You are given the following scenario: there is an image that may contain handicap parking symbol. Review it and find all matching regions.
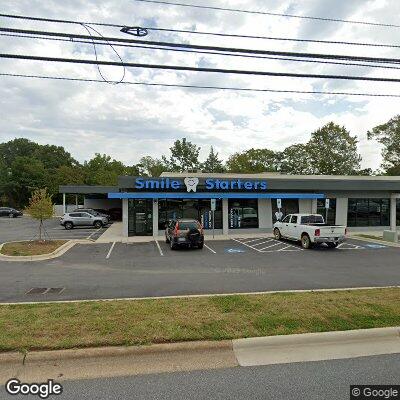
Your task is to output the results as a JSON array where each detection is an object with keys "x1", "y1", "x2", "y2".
[
  {"x1": 225, "y1": 248, "x2": 246, "y2": 254},
  {"x1": 365, "y1": 244, "x2": 386, "y2": 249}
]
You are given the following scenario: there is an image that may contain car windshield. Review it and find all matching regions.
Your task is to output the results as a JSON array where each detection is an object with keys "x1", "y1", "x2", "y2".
[
  {"x1": 178, "y1": 222, "x2": 200, "y2": 230},
  {"x1": 301, "y1": 215, "x2": 324, "y2": 224}
]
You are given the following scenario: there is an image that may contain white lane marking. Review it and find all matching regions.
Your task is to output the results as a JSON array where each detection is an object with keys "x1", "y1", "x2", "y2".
[
  {"x1": 204, "y1": 243, "x2": 216, "y2": 254},
  {"x1": 277, "y1": 245, "x2": 301, "y2": 252},
  {"x1": 258, "y1": 242, "x2": 282, "y2": 250},
  {"x1": 155, "y1": 240, "x2": 164, "y2": 256},
  {"x1": 240, "y1": 237, "x2": 271, "y2": 244},
  {"x1": 106, "y1": 242, "x2": 116, "y2": 259},
  {"x1": 231, "y1": 238, "x2": 262, "y2": 252},
  {"x1": 251, "y1": 240, "x2": 275, "y2": 248},
  {"x1": 87, "y1": 228, "x2": 102, "y2": 240},
  {"x1": 8, "y1": 286, "x2": 400, "y2": 305}
]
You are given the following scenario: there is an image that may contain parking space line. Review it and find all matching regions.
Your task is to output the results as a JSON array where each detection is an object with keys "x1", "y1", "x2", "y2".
[
  {"x1": 240, "y1": 237, "x2": 271, "y2": 244},
  {"x1": 251, "y1": 240, "x2": 275, "y2": 247},
  {"x1": 106, "y1": 242, "x2": 116, "y2": 259},
  {"x1": 258, "y1": 242, "x2": 282, "y2": 250},
  {"x1": 231, "y1": 238, "x2": 263, "y2": 252},
  {"x1": 87, "y1": 228, "x2": 102, "y2": 240},
  {"x1": 277, "y1": 245, "x2": 302, "y2": 252},
  {"x1": 155, "y1": 240, "x2": 164, "y2": 256},
  {"x1": 204, "y1": 243, "x2": 217, "y2": 254}
]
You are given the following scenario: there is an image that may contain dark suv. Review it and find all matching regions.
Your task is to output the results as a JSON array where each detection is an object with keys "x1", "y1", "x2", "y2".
[
  {"x1": 0, "y1": 207, "x2": 23, "y2": 218},
  {"x1": 165, "y1": 219, "x2": 204, "y2": 250}
]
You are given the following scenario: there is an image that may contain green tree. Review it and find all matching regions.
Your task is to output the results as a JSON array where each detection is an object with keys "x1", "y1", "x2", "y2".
[
  {"x1": 162, "y1": 138, "x2": 201, "y2": 172},
  {"x1": 138, "y1": 156, "x2": 167, "y2": 177},
  {"x1": 226, "y1": 148, "x2": 279, "y2": 173},
  {"x1": 7, "y1": 156, "x2": 47, "y2": 207},
  {"x1": 201, "y1": 146, "x2": 225, "y2": 173},
  {"x1": 26, "y1": 188, "x2": 54, "y2": 241},
  {"x1": 367, "y1": 115, "x2": 400, "y2": 175},
  {"x1": 306, "y1": 122, "x2": 362, "y2": 175},
  {"x1": 83, "y1": 154, "x2": 138, "y2": 185},
  {"x1": 0, "y1": 138, "x2": 80, "y2": 207},
  {"x1": 280, "y1": 143, "x2": 312, "y2": 174}
]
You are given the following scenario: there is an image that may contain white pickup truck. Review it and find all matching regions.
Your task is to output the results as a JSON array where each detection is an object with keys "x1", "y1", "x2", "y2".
[{"x1": 273, "y1": 213, "x2": 347, "y2": 249}]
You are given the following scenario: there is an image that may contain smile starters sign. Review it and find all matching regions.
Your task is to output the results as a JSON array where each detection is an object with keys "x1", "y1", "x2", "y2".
[{"x1": 121, "y1": 177, "x2": 268, "y2": 193}]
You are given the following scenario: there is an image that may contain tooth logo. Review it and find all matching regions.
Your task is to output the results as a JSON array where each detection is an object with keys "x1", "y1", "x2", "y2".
[{"x1": 184, "y1": 177, "x2": 199, "y2": 192}]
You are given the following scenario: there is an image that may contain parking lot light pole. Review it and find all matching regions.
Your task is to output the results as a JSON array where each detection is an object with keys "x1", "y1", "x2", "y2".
[{"x1": 63, "y1": 193, "x2": 66, "y2": 214}]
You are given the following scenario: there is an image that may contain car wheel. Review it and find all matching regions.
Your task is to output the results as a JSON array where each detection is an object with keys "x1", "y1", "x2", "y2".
[
  {"x1": 274, "y1": 228, "x2": 281, "y2": 240},
  {"x1": 64, "y1": 222, "x2": 74, "y2": 230},
  {"x1": 301, "y1": 234, "x2": 312, "y2": 249},
  {"x1": 9, "y1": 213, "x2": 14, "y2": 218},
  {"x1": 170, "y1": 239, "x2": 176, "y2": 250},
  {"x1": 198, "y1": 242, "x2": 204, "y2": 249},
  {"x1": 327, "y1": 242, "x2": 338, "y2": 248},
  {"x1": 94, "y1": 221, "x2": 103, "y2": 229}
]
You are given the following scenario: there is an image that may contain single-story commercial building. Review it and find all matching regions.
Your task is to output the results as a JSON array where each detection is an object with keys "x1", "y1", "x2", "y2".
[{"x1": 59, "y1": 172, "x2": 400, "y2": 237}]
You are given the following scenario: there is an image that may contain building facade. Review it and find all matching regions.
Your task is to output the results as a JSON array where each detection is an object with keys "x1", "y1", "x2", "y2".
[{"x1": 59, "y1": 173, "x2": 400, "y2": 236}]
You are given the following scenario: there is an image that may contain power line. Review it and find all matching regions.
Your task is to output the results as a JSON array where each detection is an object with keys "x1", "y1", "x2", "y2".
[
  {"x1": 1, "y1": 72, "x2": 400, "y2": 97},
  {"x1": 2, "y1": 52, "x2": 400, "y2": 83},
  {"x1": 1, "y1": 12, "x2": 400, "y2": 49},
  {"x1": 132, "y1": 0, "x2": 400, "y2": 29},
  {"x1": 1, "y1": 27, "x2": 400, "y2": 65},
  {"x1": 3, "y1": 32, "x2": 400, "y2": 71}
]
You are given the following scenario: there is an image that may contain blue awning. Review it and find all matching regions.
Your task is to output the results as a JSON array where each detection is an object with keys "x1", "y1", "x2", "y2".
[{"x1": 108, "y1": 192, "x2": 325, "y2": 199}]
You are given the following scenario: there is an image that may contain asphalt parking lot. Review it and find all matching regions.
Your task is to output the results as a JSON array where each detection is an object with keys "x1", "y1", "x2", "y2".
[
  {"x1": 0, "y1": 235, "x2": 399, "y2": 303},
  {"x1": 0, "y1": 215, "x2": 109, "y2": 243}
]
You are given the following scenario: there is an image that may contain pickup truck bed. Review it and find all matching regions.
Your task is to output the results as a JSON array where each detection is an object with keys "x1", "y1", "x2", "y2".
[{"x1": 273, "y1": 213, "x2": 347, "y2": 249}]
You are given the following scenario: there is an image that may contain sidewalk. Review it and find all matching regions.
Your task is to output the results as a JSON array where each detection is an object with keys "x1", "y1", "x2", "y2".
[
  {"x1": 96, "y1": 222, "x2": 274, "y2": 243},
  {"x1": 1, "y1": 327, "x2": 399, "y2": 384}
]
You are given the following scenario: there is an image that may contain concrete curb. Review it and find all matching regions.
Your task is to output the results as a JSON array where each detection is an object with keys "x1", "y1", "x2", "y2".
[
  {"x1": 233, "y1": 326, "x2": 400, "y2": 366},
  {"x1": 350, "y1": 234, "x2": 400, "y2": 248},
  {"x1": 0, "y1": 240, "x2": 80, "y2": 262},
  {"x1": 0, "y1": 341, "x2": 236, "y2": 384},
  {"x1": 2, "y1": 285, "x2": 399, "y2": 305},
  {"x1": 1, "y1": 327, "x2": 399, "y2": 383},
  {"x1": 0, "y1": 340, "x2": 232, "y2": 364}
]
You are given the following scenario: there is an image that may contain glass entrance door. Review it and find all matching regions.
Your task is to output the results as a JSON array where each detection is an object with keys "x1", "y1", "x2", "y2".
[{"x1": 128, "y1": 199, "x2": 153, "y2": 236}]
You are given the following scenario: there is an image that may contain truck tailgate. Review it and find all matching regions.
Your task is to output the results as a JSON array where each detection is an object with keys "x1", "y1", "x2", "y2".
[{"x1": 319, "y1": 226, "x2": 346, "y2": 236}]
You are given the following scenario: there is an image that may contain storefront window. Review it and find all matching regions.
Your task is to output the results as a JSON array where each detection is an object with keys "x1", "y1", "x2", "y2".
[
  {"x1": 271, "y1": 199, "x2": 299, "y2": 222},
  {"x1": 397, "y1": 199, "x2": 400, "y2": 227},
  {"x1": 158, "y1": 199, "x2": 222, "y2": 230},
  {"x1": 228, "y1": 199, "x2": 258, "y2": 229},
  {"x1": 317, "y1": 199, "x2": 336, "y2": 225},
  {"x1": 347, "y1": 199, "x2": 390, "y2": 227}
]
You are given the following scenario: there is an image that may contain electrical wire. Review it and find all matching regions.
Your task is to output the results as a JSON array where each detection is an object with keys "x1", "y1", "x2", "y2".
[
  {"x1": 1, "y1": 27, "x2": 400, "y2": 65},
  {"x1": 1, "y1": 72, "x2": 400, "y2": 97},
  {"x1": 132, "y1": 0, "x2": 400, "y2": 29},
  {"x1": 1, "y1": 12, "x2": 400, "y2": 49},
  {"x1": 3, "y1": 32, "x2": 400, "y2": 71},
  {"x1": 1, "y1": 52, "x2": 400, "y2": 82},
  {"x1": 79, "y1": 23, "x2": 126, "y2": 84}
]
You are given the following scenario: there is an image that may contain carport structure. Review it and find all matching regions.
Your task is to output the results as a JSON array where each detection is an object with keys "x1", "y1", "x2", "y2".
[{"x1": 59, "y1": 185, "x2": 121, "y2": 215}]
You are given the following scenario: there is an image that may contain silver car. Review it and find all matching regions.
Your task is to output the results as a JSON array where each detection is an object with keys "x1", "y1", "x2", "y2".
[{"x1": 60, "y1": 212, "x2": 108, "y2": 230}]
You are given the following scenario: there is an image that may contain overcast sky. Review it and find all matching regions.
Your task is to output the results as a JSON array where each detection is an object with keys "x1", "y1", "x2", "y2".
[{"x1": 1, "y1": 0, "x2": 399, "y2": 170}]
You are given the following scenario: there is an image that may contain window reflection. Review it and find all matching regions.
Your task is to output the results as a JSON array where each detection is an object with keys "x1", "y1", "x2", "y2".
[{"x1": 347, "y1": 199, "x2": 390, "y2": 227}]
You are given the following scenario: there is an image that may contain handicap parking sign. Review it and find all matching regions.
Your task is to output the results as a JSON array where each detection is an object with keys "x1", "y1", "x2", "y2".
[{"x1": 225, "y1": 248, "x2": 246, "y2": 253}]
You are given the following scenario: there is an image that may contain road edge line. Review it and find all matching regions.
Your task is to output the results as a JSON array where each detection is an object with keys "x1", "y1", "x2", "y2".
[{"x1": 1, "y1": 286, "x2": 399, "y2": 305}]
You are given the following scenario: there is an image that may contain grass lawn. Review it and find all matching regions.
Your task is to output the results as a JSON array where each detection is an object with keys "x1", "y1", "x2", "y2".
[
  {"x1": 0, "y1": 240, "x2": 67, "y2": 256},
  {"x1": 0, "y1": 288, "x2": 399, "y2": 352}
]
